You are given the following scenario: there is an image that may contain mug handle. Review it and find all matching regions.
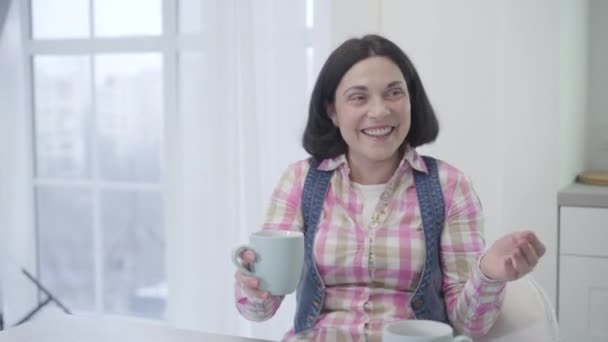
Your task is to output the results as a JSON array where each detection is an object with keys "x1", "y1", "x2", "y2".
[
  {"x1": 453, "y1": 336, "x2": 473, "y2": 342},
  {"x1": 232, "y1": 245, "x2": 257, "y2": 277}
]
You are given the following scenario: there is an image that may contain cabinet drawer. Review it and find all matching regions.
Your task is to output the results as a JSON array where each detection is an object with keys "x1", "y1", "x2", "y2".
[
  {"x1": 560, "y1": 207, "x2": 608, "y2": 257},
  {"x1": 559, "y1": 256, "x2": 608, "y2": 342}
]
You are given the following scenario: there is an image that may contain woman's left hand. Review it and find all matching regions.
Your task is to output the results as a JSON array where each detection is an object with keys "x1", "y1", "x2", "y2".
[{"x1": 479, "y1": 230, "x2": 546, "y2": 282}]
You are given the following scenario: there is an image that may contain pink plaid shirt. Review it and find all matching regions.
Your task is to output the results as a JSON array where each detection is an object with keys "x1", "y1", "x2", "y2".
[{"x1": 235, "y1": 148, "x2": 506, "y2": 341}]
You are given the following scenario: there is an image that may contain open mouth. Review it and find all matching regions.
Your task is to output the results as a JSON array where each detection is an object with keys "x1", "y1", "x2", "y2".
[{"x1": 361, "y1": 126, "x2": 395, "y2": 137}]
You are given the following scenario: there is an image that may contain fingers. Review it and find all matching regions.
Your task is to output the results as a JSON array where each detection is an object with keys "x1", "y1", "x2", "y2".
[
  {"x1": 510, "y1": 251, "x2": 526, "y2": 279},
  {"x1": 492, "y1": 230, "x2": 545, "y2": 282},
  {"x1": 519, "y1": 241, "x2": 540, "y2": 268},
  {"x1": 242, "y1": 284, "x2": 270, "y2": 300},
  {"x1": 515, "y1": 230, "x2": 546, "y2": 257},
  {"x1": 235, "y1": 271, "x2": 259, "y2": 288},
  {"x1": 508, "y1": 242, "x2": 537, "y2": 280},
  {"x1": 504, "y1": 255, "x2": 514, "y2": 273},
  {"x1": 239, "y1": 250, "x2": 257, "y2": 270},
  {"x1": 234, "y1": 249, "x2": 269, "y2": 299},
  {"x1": 504, "y1": 256, "x2": 519, "y2": 280},
  {"x1": 501, "y1": 231, "x2": 544, "y2": 281},
  {"x1": 525, "y1": 232, "x2": 546, "y2": 257},
  {"x1": 234, "y1": 271, "x2": 269, "y2": 300}
]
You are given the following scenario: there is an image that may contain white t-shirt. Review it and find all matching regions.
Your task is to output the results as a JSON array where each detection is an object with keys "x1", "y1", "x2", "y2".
[{"x1": 351, "y1": 182, "x2": 387, "y2": 228}]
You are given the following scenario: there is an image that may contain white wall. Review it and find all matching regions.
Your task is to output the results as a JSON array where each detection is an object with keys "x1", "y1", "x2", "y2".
[
  {"x1": 330, "y1": 0, "x2": 380, "y2": 44},
  {"x1": 381, "y1": 0, "x2": 506, "y2": 245},
  {"x1": 587, "y1": 0, "x2": 608, "y2": 171},
  {"x1": 560, "y1": 0, "x2": 589, "y2": 187},
  {"x1": 0, "y1": 0, "x2": 38, "y2": 326},
  {"x1": 331, "y1": 0, "x2": 561, "y2": 306},
  {"x1": 496, "y1": 0, "x2": 560, "y2": 308}
]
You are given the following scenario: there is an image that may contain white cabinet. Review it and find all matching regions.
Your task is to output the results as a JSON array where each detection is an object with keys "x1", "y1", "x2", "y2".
[
  {"x1": 559, "y1": 256, "x2": 608, "y2": 342},
  {"x1": 558, "y1": 185, "x2": 608, "y2": 342},
  {"x1": 560, "y1": 207, "x2": 608, "y2": 257}
]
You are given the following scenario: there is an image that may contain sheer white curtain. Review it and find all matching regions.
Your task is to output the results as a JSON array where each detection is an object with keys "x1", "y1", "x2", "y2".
[
  {"x1": 0, "y1": 0, "x2": 39, "y2": 326},
  {"x1": 165, "y1": 1, "x2": 330, "y2": 340}
]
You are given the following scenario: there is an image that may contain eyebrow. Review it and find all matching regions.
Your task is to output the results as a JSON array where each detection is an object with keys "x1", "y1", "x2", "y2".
[
  {"x1": 386, "y1": 81, "x2": 405, "y2": 89},
  {"x1": 342, "y1": 81, "x2": 405, "y2": 96},
  {"x1": 342, "y1": 85, "x2": 367, "y2": 96}
]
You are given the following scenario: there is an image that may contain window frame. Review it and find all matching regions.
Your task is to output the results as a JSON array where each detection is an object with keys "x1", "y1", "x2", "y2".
[
  {"x1": 21, "y1": 0, "x2": 175, "y2": 318},
  {"x1": 9, "y1": 0, "x2": 323, "y2": 324}
]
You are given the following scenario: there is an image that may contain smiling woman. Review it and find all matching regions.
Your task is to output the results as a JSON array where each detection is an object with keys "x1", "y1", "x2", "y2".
[
  {"x1": 303, "y1": 36, "x2": 438, "y2": 187},
  {"x1": 233, "y1": 34, "x2": 546, "y2": 342},
  {"x1": 327, "y1": 57, "x2": 414, "y2": 185}
]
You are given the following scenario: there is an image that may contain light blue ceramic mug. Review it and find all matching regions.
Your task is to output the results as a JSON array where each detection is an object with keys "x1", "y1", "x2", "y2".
[
  {"x1": 232, "y1": 230, "x2": 304, "y2": 296},
  {"x1": 383, "y1": 320, "x2": 473, "y2": 342}
]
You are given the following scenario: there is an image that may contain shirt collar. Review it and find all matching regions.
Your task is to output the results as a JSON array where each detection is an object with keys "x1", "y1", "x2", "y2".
[{"x1": 317, "y1": 145, "x2": 428, "y2": 175}]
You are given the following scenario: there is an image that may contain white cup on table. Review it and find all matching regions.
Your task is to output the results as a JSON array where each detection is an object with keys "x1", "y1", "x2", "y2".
[{"x1": 383, "y1": 320, "x2": 473, "y2": 342}]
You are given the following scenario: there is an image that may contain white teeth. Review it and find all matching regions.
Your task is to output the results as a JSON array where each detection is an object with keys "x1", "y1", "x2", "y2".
[{"x1": 362, "y1": 127, "x2": 393, "y2": 136}]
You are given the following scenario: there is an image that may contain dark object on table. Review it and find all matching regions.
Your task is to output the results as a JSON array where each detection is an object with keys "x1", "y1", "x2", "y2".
[{"x1": 14, "y1": 268, "x2": 71, "y2": 326}]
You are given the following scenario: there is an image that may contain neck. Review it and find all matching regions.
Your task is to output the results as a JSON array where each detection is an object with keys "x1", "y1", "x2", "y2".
[{"x1": 347, "y1": 154, "x2": 400, "y2": 185}]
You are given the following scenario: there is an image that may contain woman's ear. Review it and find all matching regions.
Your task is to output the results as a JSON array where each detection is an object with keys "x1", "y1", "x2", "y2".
[{"x1": 326, "y1": 103, "x2": 338, "y2": 127}]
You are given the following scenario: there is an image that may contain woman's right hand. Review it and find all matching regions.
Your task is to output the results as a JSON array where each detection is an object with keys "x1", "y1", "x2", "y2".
[{"x1": 234, "y1": 249, "x2": 270, "y2": 300}]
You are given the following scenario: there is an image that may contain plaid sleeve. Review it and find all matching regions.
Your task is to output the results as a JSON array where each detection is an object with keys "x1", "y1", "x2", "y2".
[
  {"x1": 261, "y1": 160, "x2": 307, "y2": 232},
  {"x1": 234, "y1": 160, "x2": 308, "y2": 321},
  {"x1": 439, "y1": 167, "x2": 506, "y2": 337}
]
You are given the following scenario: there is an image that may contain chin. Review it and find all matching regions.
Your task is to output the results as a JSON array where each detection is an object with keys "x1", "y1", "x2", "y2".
[{"x1": 365, "y1": 151, "x2": 400, "y2": 163}]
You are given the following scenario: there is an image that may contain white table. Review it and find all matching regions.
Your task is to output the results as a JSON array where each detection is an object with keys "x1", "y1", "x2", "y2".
[{"x1": 0, "y1": 314, "x2": 272, "y2": 342}]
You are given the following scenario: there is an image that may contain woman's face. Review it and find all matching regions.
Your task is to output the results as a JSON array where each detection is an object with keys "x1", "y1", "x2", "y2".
[{"x1": 329, "y1": 56, "x2": 411, "y2": 166}]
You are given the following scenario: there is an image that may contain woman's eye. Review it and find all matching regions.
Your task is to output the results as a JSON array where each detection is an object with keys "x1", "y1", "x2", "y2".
[
  {"x1": 387, "y1": 89, "x2": 404, "y2": 97},
  {"x1": 349, "y1": 94, "x2": 366, "y2": 102}
]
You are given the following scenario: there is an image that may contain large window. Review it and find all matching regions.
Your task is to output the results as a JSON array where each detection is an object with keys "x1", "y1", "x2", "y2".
[
  {"x1": 24, "y1": 0, "x2": 319, "y2": 323},
  {"x1": 29, "y1": 0, "x2": 166, "y2": 319}
]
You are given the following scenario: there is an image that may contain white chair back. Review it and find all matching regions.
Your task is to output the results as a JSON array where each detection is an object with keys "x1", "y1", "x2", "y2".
[{"x1": 476, "y1": 276, "x2": 559, "y2": 342}]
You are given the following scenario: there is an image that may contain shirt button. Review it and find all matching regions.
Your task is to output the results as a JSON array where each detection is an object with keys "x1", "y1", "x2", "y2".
[{"x1": 412, "y1": 298, "x2": 424, "y2": 310}]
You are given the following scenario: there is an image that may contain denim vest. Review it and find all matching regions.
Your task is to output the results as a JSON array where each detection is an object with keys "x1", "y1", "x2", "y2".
[{"x1": 294, "y1": 156, "x2": 448, "y2": 333}]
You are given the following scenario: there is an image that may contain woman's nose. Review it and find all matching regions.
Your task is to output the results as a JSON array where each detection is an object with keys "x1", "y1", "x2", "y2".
[{"x1": 368, "y1": 98, "x2": 390, "y2": 119}]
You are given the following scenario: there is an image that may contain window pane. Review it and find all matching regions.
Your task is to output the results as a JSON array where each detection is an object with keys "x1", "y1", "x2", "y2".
[
  {"x1": 94, "y1": 0, "x2": 162, "y2": 37},
  {"x1": 34, "y1": 56, "x2": 91, "y2": 179},
  {"x1": 102, "y1": 190, "x2": 165, "y2": 319},
  {"x1": 306, "y1": 47, "x2": 314, "y2": 94},
  {"x1": 306, "y1": 0, "x2": 314, "y2": 29},
  {"x1": 37, "y1": 187, "x2": 94, "y2": 312},
  {"x1": 31, "y1": 0, "x2": 90, "y2": 39},
  {"x1": 178, "y1": 0, "x2": 202, "y2": 34},
  {"x1": 178, "y1": 52, "x2": 204, "y2": 117},
  {"x1": 95, "y1": 54, "x2": 163, "y2": 183}
]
